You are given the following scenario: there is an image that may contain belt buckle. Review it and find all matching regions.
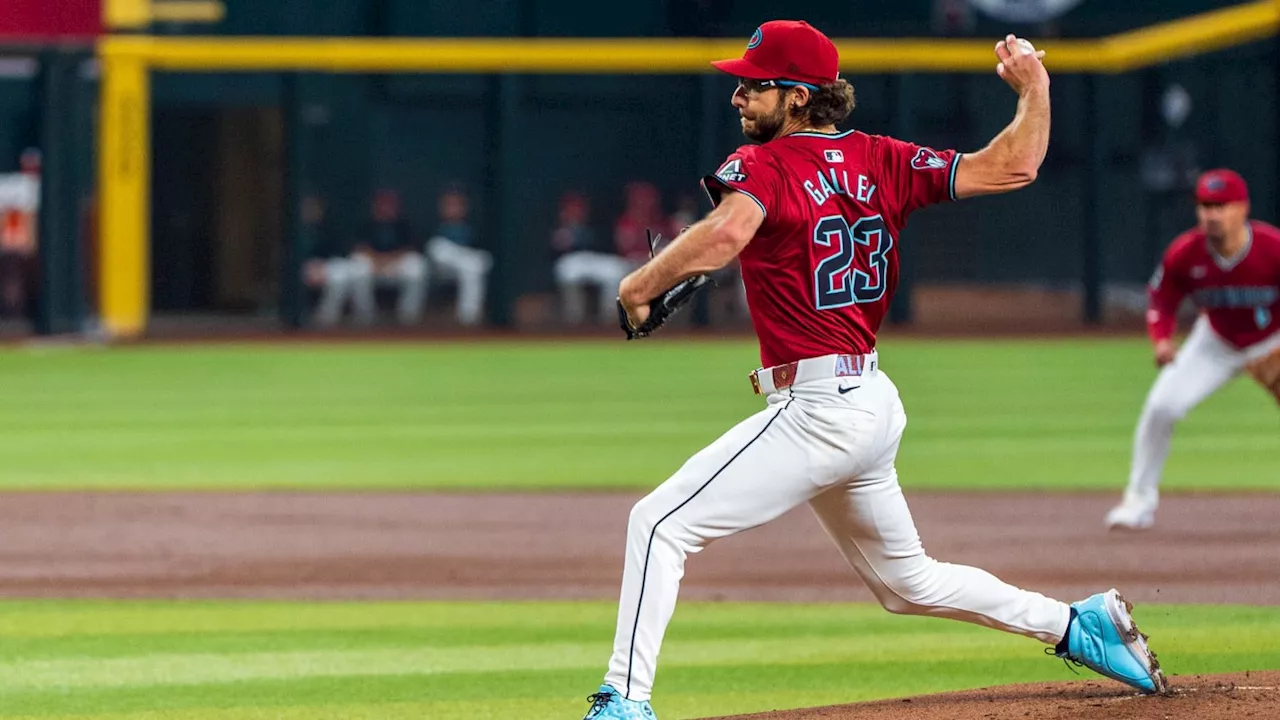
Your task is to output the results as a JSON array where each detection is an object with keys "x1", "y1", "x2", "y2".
[{"x1": 749, "y1": 362, "x2": 796, "y2": 394}]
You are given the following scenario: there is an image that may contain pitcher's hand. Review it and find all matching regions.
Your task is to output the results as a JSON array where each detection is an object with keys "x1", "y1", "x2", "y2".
[{"x1": 995, "y1": 34, "x2": 1049, "y2": 95}]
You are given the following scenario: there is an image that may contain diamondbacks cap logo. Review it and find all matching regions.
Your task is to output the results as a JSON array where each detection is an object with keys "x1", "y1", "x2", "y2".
[
  {"x1": 824, "y1": 149, "x2": 844, "y2": 163},
  {"x1": 747, "y1": 27, "x2": 762, "y2": 49},
  {"x1": 716, "y1": 158, "x2": 746, "y2": 183},
  {"x1": 911, "y1": 148, "x2": 948, "y2": 171},
  {"x1": 1206, "y1": 177, "x2": 1226, "y2": 192}
]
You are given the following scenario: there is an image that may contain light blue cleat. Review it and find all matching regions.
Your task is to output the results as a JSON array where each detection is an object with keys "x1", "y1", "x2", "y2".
[
  {"x1": 582, "y1": 684, "x2": 656, "y2": 720},
  {"x1": 1055, "y1": 588, "x2": 1168, "y2": 694}
]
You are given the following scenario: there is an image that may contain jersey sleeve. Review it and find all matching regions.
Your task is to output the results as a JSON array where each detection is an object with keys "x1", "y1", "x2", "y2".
[
  {"x1": 874, "y1": 135, "x2": 960, "y2": 224},
  {"x1": 1146, "y1": 243, "x2": 1190, "y2": 344},
  {"x1": 700, "y1": 146, "x2": 782, "y2": 219}
]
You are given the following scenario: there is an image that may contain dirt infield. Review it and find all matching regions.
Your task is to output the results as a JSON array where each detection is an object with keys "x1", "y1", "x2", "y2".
[
  {"x1": 711, "y1": 672, "x2": 1280, "y2": 720},
  {"x1": 6, "y1": 489, "x2": 1279, "y2": 719},
  {"x1": 4, "y1": 490, "x2": 1279, "y2": 603}
]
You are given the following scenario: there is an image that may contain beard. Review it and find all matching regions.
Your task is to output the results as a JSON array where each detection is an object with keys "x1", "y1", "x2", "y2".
[{"x1": 741, "y1": 102, "x2": 789, "y2": 143}]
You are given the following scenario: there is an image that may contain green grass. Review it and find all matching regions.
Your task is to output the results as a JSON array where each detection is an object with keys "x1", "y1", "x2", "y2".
[
  {"x1": 1, "y1": 600, "x2": 1277, "y2": 719},
  {"x1": 1, "y1": 338, "x2": 1275, "y2": 491},
  {"x1": 2, "y1": 341, "x2": 1276, "y2": 719}
]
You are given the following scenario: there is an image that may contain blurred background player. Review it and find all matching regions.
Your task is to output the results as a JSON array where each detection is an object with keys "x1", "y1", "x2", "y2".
[
  {"x1": 299, "y1": 195, "x2": 361, "y2": 327},
  {"x1": 425, "y1": 186, "x2": 492, "y2": 326},
  {"x1": 349, "y1": 188, "x2": 428, "y2": 326},
  {"x1": 0, "y1": 148, "x2": 40, "y2": 321},
  {"x1": 551, "y1": 188, "x2": 644, "y2": 325},
  {"x1": 613, "y1": 181, "x2": 670, "y2": 268},
  {"x1": 1107, "y1": 169, "x2": 1280, "y2": 530},
  {"x1": 550, "y1": 191, "x2": 613, "y2": 324}
]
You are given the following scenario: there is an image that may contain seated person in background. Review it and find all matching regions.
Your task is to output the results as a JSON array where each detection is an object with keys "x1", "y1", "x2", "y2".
[
  {"x1": 299, "y1": 195, "x2": 359, "y2": 327},
  {"x1": 425, "y1": 186, "x2": 492, "y2": 326},
  {"x1": 613, "y1": 180, "x2": 670, "y2": 267},
  {"x1": 0, "y1": 148, "x2": 41, "y2": 320},
  {"x1": 551, "y1": 191, "x2": 633, "y2": 324},
  {"x1": 349, "y1": 188, "x2": 428, "y2": 326},
  {"x1": 550, "y1": 180, "x2": 675, "y2": 324}
]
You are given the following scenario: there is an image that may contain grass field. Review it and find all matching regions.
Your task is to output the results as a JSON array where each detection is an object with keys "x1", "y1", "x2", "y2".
[
  {"x1": 1, "y1": 600, "x2": 1278, "y2": 720},
  {"x1": 4, "y1": 338, "x2": 1277, "y2": 718},
  {"x1": 2, "y1": 338, "x2": 1275, "y2": 492}
]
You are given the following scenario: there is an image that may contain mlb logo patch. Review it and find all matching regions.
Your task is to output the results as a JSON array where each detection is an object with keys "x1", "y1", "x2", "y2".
[{"x1": 824, "y1": 149, "x2": 844, "y2": 163}]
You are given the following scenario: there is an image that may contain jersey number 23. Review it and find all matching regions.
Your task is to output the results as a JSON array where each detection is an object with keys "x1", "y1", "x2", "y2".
[{"x1": 813, "y1": 214, "x2": 893, "y2": 310}]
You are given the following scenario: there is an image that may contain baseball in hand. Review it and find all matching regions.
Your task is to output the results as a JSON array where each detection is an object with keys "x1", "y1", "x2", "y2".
[{"x1": 995, "y1": 34, "x2": 1049, "y2": 92}]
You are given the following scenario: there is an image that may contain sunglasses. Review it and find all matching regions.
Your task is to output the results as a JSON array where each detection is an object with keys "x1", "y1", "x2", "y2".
[{"x1": 735, "y1": 77, "x2": 821, "y2": 94}]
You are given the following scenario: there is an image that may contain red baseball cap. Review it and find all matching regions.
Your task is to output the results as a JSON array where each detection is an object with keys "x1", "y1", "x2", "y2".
[
  {"x1": 1195, "y1": 169, "x2": 1249, "y2": 204},
  {"x1": 711, "y1": 20, "x2": 839, "y2": 87}
]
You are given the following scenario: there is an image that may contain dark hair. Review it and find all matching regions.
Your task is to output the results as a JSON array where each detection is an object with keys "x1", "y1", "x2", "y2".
[{"x1": 797, "y1": 79, "x2": 856, "y2": 127}]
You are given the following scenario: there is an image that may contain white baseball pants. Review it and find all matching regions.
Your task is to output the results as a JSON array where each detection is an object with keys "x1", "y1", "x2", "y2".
[
  {"x1": 604, "y1": 356, "x2": 1071, "y2": 702},
  {"x1": 554, "y1": 252, "x2": 638, "y2": 323},
  {"x1": 426, "y1": 237, "x2": 492, "y2": 326},
  {"x1": 312, "y1": 258, "x2": 359, "y2": 326},
  {"x1": 1125, "y1": 316, "x2": 1280, "y2": 502},
  {"x1": 348, "y1": 252, "x2": 428, "y2": 326}
]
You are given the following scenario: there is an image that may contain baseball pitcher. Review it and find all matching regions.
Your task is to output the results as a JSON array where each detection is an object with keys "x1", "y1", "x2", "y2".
[
  {"x1": 1106, "y1": 169, "x2": 1280, "y2": 530},
  {"x1": 586, "y1": 20, "x2": 1166, "y2": 720}
]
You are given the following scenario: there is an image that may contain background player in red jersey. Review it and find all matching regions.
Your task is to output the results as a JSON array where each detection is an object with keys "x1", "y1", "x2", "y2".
[
  {"x1": 582, "y1": 20, "x2": 1165, "y2": 720},
  {"x1": 1106, "y1": 169, "x2": 1280, "y2": 531}
]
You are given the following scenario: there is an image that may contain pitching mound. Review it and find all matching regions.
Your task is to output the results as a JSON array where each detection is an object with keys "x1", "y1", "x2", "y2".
[{"x1": 707, "y1": 671, "x2": 1280, "y2": 720}]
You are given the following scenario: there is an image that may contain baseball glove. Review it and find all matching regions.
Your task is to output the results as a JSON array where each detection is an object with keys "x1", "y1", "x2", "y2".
[
  {"x1": 617, "y1": 230, "x2": 713, "y2": 340},
  {"x1": 1245, "y1": 347, "x2": 1280, "y2": 404}
]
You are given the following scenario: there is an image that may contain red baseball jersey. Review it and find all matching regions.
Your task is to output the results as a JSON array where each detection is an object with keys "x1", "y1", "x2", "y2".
[
  {"x1": 1147, "y1": 220, "x2": 1280, "y2": 349},
  {"x1": 702, "y1": 129, "x2": 959, "y2": 367}
]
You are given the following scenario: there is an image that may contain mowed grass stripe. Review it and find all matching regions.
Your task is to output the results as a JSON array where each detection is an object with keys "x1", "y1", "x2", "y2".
[
  {"x1": 0, "y1": 340, "x2": 1274, "y2": 491},
  {"x1": 0, "y1": 636, "x2": 1036, "y2": 692},
  {"x1": 6, "y1": 653, "x2": 1280, "y2": 718},
  {"x1": 6, "y1": 610, "x2": 1274, "y2": 663},
  {"x1": 10, "y1": 600, "x2": 1269, "y2": 640},
  {"x1": 2, "y1": 601, "x2": 1280, "y2": 718}
]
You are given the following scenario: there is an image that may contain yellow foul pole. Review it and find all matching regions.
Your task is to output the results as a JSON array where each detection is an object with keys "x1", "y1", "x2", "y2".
[{"x1": 98, "y1": 53, "x2": 150, "y2": 339}]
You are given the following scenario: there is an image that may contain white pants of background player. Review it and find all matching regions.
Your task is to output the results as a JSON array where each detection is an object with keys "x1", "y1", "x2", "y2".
[
  {"x1": 605, "y1": 353, "x2": 1071, "y2": 702},
  {"x1": 426, "y1": 237, "x2": 492, "y2": 326},
  {"x1": 312, "y1": 259, "x2": 359, "y2": 327},
  {"x1": 347, "y1": 253, "x2": 428, "y2": 326},
  {"x1": 1122, "y1": 315, "x2": 1280, "y2": 510},
  {"x1": 554, "y1": 252, "x2": 638, "y2": 323}
]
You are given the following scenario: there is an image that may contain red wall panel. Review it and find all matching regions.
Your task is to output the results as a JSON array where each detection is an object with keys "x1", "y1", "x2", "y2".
[{"x1": 0, "y1": 0, "x2": 101, "y2": 39}]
